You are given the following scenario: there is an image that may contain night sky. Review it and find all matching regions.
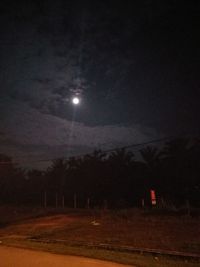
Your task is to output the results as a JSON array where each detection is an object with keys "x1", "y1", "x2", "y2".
[{"x1": 0, "y1": 0, "x2": 199, "y2": 167}]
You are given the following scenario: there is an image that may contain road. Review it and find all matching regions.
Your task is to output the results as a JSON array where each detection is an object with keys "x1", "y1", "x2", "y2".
[{"x1": 0, "y1": 245, "x2": 133, "y2": 267}]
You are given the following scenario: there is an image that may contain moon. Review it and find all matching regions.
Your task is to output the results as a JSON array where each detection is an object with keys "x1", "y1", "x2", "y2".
[{"x1": 72, "y1": 97, "x2": 80, "y2": 105}]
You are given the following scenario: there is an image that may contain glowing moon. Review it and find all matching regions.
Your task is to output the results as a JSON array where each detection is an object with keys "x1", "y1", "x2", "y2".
[{"x1": 72, "y1": 97, "x2": 80, "y2": 105}]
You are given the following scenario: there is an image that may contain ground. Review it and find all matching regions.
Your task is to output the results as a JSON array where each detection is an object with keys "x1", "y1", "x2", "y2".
[
  {"x1": 0, "y1": 206, "x2": 199, "y2": 267},
  {"x1": 0, "y1": 246, "x2": 132, "y2": 267}
]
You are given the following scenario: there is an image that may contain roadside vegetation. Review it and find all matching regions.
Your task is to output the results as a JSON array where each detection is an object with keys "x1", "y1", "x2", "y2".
[
  {"x1": 0, "y1": 137, "x2": 200, "y2": 210},
  {"x1": 0, "y1": 137, "x2": 200, "y2": 266}
]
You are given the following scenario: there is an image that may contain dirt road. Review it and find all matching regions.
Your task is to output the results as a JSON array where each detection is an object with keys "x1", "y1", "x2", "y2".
[{"x1": 0, "y1": 245, "x2": 133, "y2": 267}]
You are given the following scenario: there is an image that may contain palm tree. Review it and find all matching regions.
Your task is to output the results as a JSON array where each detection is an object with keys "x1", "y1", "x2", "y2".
[
  {"x1": 189, "y1": 138, "x2": 200, "y2": 206},
  {"x1": 106, "y1": 148, "x2": 135, "y2": 206},
  {"x1": 78, "y1": 150, "x2": 106, "y2": 205},
  {"x1": 0, "y1": 154, "x2": 25, "y2": 204},
  {"x1": 160, "y1": 138, "x2": 190, "y2": 204},
  {"x1": 25, "y1": 169, "x2": 45, "y2": 205},
  {"x1": 45, "y1": 158, "x2": 68, "y2": 204},
  {"x1": 82, "y1": 149, "x2": 106, "y2": 162},
  {"x1": 162, "y1": 138, "x2": 189, "y2": 161},
  {"x1": 108, "y1": 148, "x2": 134, "y2": 166},
  {"x1": 139, "y1": 146, "x2": 161, "y2": 204},
  {"x1": 140, "y1": 146, "x2": 160, "y2": 170}
]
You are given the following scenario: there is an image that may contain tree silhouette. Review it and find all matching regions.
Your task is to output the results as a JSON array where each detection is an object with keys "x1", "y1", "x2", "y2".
[
  {"x1": 139, "y1": 146, "x2": 161, "y2": 204},
  {"x1": 160, "y1": 138, "x2": 190, "y2": 203},
  {"x1": 140, "y1": 146, "x2": 161, "y2": 184},
  {"x1": 140, "y1": 146, "x2": 160, "y2": 168},
  {"x1": 25, "y1": 169, "x2": 45, "y2": 205},
  {"x1": 45, "y1": 158, "x2": 67, "y2": 205},
  {"x1": 185, "y1": 138, "x2": 200, "y2": 206},
  {"x1": 0, "y1": 154, "x2": 25, "y2": 204},
  {"x1": 1, "y1": 137, "x2": 200, "y2": 207},
  {"x1": 76, "y1": 150, "x2": 106, "y2": 206},
  {"x1": 106, "y1": 148, "x2": 135, "y2": 207}
]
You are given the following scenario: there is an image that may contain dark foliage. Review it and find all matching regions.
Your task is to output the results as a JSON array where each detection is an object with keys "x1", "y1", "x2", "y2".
[{"x1": 0, "y1": 138, "x2": 200, "y2": 208}]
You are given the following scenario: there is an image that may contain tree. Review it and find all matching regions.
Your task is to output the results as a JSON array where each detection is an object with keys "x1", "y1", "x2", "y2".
[
  {"x1": 76, "y1": 150, "x2": 106, "y2": 206},
  {"x1": 140, "y1": 146, "x2": 161, "y2": 188},
  {"x1": 186, "y1": 138, "x2": 200, "y2": 206},
  {"x1": 45, "y1": 158, "x2": 67, "y2": 205},
  {"x1": 160, "y1": 138, "x2": 190, "y2": 204},
  {"x1": 106, "y1": 148, "x2": 136, "y2": 207},
  {"x1": 139, "y1": 146, "x2": 162, "y2": 205},
  {"x1": 25, "y1": 169, "x2": 45, "y2": 205},
  {"x1": 0, "y1": 154, "x2": 25, "y2": 204}
]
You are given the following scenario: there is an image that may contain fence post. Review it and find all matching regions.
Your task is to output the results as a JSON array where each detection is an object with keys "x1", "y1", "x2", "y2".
[
  {"x1": 55, "y1": 192, "x2": 58, "y2": 208},
  {"x1": 44, "y1": 191, "x2": 47, "y2": 208},
  {"x1": 62, "y1": 195, "x2": 65, "y2": 208},
  {"x1": 87, "y1": 197, "x2": 90, "y2": 209},
  {"x1": 74, "y1": 193, "x2": 77, "y2": 209}
]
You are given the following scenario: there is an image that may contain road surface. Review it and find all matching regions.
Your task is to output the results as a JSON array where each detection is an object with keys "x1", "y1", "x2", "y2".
[{"x1": 0, "y1": 245, "x2": 133, "y2": 267}]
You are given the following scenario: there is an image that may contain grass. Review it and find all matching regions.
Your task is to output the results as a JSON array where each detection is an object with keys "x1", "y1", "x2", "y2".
[{"x1": 0, "y1": 206, "x2": 200, "y2": 267}]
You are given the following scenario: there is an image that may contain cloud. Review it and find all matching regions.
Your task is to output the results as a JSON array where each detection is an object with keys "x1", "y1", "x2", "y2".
[{"x1": 0, "y1": 97, "x2": 159, "y2": 168}]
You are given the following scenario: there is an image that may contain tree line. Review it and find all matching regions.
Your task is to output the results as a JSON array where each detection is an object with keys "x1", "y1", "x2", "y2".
[{"x1": 0, "y1": 137, "x2": 200, "y2": 208}]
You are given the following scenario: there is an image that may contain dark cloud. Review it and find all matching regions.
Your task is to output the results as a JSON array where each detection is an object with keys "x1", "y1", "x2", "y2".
[
  {"x1": 0, "y1": 1, "x2": 199, "y2": 166},
  {"x1": 0, "y1": 97, "x2": 158, "y2": 167}
]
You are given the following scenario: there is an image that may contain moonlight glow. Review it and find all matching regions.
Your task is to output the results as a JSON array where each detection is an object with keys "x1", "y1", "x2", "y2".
[{"x1": 72, "y1": 97, "x2": 80, "y2": 105}]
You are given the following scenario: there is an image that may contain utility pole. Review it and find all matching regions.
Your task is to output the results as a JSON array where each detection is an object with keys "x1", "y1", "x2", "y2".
[
  {"x1": 87, "y1": 197, "x2": 90, "y2": 209},
  {"x1": 44, "y1": 191, "x2": 47, "y2": 208},
  {"x1": 74, "y1": 193, "x2": 77, "y2": 209},
  {"x1": 62, "y1": 195, "x2": 65, "y2": 208},
  {"x1": 55, "y1": 192, "x2": 58, "y2": 208}
]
